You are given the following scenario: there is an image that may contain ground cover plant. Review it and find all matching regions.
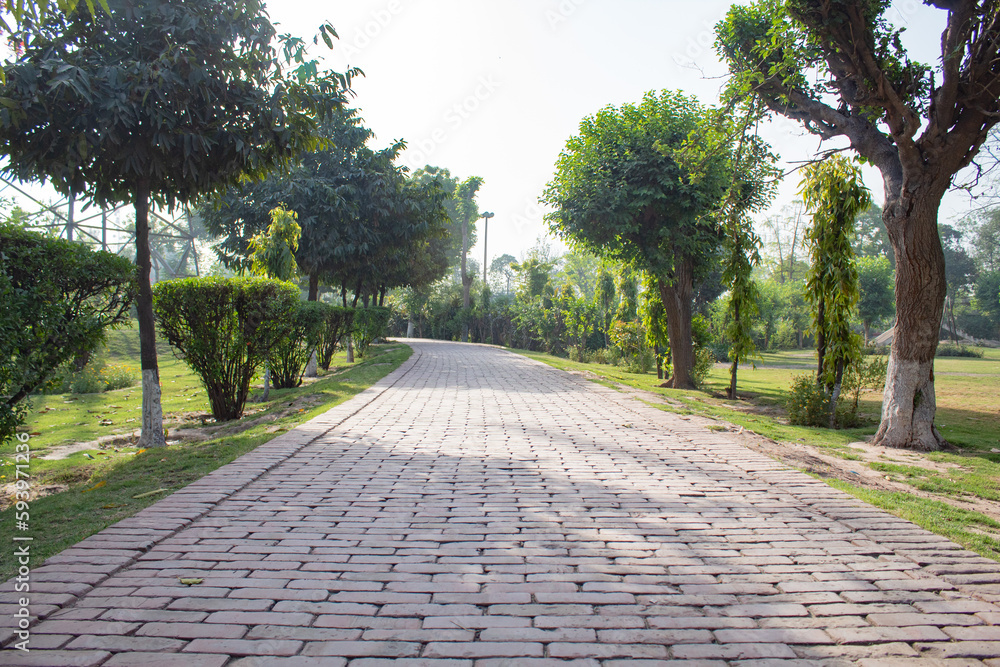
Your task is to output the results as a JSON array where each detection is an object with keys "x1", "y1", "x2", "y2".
[
  {"x1": 0, "y1": 324, "x2": 410, "y2": 581},
  {"x1": 521, "y1": 347, "x2": 1000, "y2": 560}
]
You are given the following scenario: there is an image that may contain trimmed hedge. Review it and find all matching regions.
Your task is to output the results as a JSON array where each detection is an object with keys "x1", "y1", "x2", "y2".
[
  {"x1": 153, "y1": 277, "x2": 298, "y2": 421},
  {"x1": 1, "y1": 224, "x2": 136, "y2": 444},
  {"x1": 269, "y1": 301, "x2": 328, "y2": 389},
  {"x1": 318, "y1": 306, "x2": 355, "y2": 371},
  {"x1": 353, "y1": 306, "x2": 392, "y2": 358}
]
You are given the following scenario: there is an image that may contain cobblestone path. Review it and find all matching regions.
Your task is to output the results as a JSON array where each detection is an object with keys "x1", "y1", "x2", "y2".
[{"x1": 5, "y1": 339, "x2": 1000, "y2": 666}]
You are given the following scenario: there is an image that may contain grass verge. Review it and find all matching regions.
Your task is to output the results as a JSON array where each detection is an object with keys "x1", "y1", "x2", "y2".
[{"x1": 0, "y1": 339, "x2": 411, "y2": 581}]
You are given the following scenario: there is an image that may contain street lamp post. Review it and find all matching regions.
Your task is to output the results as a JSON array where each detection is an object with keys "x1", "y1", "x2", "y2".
[{"x1": 481, "y1": 211, "x2": 494, "y2": 285}]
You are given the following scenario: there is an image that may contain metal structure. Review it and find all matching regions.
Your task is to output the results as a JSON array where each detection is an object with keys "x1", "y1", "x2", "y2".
[{"x1": 0, "y1": 175, "x2": 201, "y2": 280}]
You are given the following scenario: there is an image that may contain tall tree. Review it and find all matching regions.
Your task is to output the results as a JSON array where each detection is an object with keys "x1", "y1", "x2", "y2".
[
  {"x1": 455, "y1": 177, "x2": 484, "y2": 342},
  {"x1": 717, "y1": 0, "x2": 1000, "y2": 449},
  {"x1": 0, "y1": 0, "x2": 354, "y2": 447},
  {"x1": 543, "y1": 90, "x2": 732, "y2": 388},
  {"x1": 800, "y1": 156, "x2": 870, "y2": 427}
]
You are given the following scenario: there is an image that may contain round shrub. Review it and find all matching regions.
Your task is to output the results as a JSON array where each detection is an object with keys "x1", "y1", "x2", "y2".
[
  {"x1": 1, "y1": 224, "x2": 136, "y2": 444},
  {"x1": 269, "y1": 301, "x2": 328, "y2": 389},
  {"x1": 153, "y1": 277, "x2": 299, "y2": 421},
  {"x1": 786, "y1": 375, "x2": 832, "y2": 427}
]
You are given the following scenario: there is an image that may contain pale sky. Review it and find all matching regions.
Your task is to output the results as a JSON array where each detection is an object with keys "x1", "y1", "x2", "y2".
[{"x1": 269, "y1": 0, "x2": 975, "y2": 265}]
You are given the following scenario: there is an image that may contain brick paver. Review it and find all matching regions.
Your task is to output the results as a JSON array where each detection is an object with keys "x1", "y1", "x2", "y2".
[{"x1": 5, "y1": 339, "x2": 1000, "y2": 665}]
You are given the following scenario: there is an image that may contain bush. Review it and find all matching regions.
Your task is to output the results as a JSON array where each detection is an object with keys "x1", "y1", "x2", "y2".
[
  {"x1": 318, "y1": 306, "x2": 355, "y2": 371},
  {"x1": 353, "y1": 307, "x2": 392, "y2": 358},
  {"x1": 269, "y1": 301, "x2": 328, "y2": 389},
  {"x1": 153, "y1": 277, "x2": 298, "y2": 421},
  {"x1": 861, "y1": 344, "x2": 890, "y2": 356},
  {"x1": 935, "y1": 344, "x2": 984, "y2": 358},
  {"x1": 626, "y1": 348, "x2": 655, "y2": 374},
  {"x1": 609, "y1": 321, "x2": 645, "y2": 358},
  {"x1": 786, "y1": 375, "x2": 832, "y2": 427},
  {"x1": 592, "y1": 348, "x2": 612, "y2": 365},
  {"x1": 568, "y1": 345, "x2": 592, "y2": 363},
  {"x1": 691, "y1": 346, "x2": 716, "y2": 387},
  {"x1": 1, "y1": 224, "x2": 136, "y2": 444}
]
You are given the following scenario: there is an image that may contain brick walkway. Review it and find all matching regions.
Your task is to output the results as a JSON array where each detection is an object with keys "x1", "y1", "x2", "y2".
[{"x1": 5, "y1": 339, "x2": 1000, "y2": 666}]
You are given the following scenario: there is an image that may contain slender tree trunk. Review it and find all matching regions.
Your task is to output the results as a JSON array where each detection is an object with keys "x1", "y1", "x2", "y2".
[
  {"x1": 655, "y1": 344, "x2": 663, "y2": 380},
  {"x1": 657, "y1": 259, "x2": 696, "y2": 390},
  {"x1": 134, "y1": 184, "x2": 165, "y2": 448},
  {"x1": 863, "y1": 322, "x2": 870, "y2": 346},
  {"x1": 874, "y1": 191, "x2": 948, "y2": 450},
  {"x1": 829, "y1": 359, "x2": 845, "y2": 428},
  {"x1": 341, "y1": 285, "x2": 347, "y2": 308}
]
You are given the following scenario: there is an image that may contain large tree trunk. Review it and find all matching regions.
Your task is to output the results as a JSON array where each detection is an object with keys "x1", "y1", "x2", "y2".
[
  {"x1": 134, "y1": 184, "x2": 166, "y2": 448},
  {"x1": 657, "y1": 259, "x2": 696, "y2": 390},
  {"x1": 873, "y1": 192, "x2": 947, "y2": 450},
  {"x1": 308, "y1": 272, "x2": 319, "y2": 301}
]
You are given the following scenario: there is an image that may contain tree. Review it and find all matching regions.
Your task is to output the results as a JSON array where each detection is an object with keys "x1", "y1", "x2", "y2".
[
  {"x1": 490, "y1": 253, "x2": 517, "y2": 295},
  {"x1": 0, "y1": 0, "x2": 354, "y2": 447},
  {"x1": 543, "y1": 90, "x2": 732, "y2": 388},
  {"x1": 1, "y1": 224, "x2": 135, "y2": 444},
  {"x1": 761, "y1": 203, "x2": 807, "y2": 283},
  {"x1": 717, "y1": 0, "x2": 1000, "y2": 449},
  {"x1": 973, "y1": 271, "x2": 1000, "y2": 339},
  {"x1": 940, "y1": 224, "x2": 977, "y2": 342},
  {"x1": 857, "y1": 256, "x2": 895, "y2": 345},
  {"x1": 800, "y1": 156, "x2": 870, "y2": 427},
  {"x1": 854, "y1": 204, "x2": 893, "y2": 266},
  {"x1": 455, "y1": 177, "x2": 484, "y2": 342}
]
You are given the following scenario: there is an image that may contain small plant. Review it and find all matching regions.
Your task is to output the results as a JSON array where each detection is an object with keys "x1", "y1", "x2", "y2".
[
  {"x1": 786, "y1": 375, "x2": 832, "y2": 427},
  {"x1": 691, "y1": 347, "x2": 716, "y2": 387},
  {"x1": 626, "y1": 348, "x2": 655, "y2": 374},
  {"x1": 936, "y1": 344, "x2": 984, "y2": 358},
  {"x1": 568, "y1": 345, "x2": 592, "y2": 363},
  {"x1": 102, "y1": 363, "x2": 138, "y2": 391},
  {"x1": 592, "y1": 348, "x2": 611, "y2": 365},
  {"x1": 70, "y1": 366, "x2": 105, "y2": 394},
  {"x1": 609, "y1": 321, "x2": 645, "y2": 358}
]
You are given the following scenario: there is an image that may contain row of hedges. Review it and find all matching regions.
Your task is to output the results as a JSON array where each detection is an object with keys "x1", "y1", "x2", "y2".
[{"x1": 153, "y1": 277, "x2": 390, "y2": 422}]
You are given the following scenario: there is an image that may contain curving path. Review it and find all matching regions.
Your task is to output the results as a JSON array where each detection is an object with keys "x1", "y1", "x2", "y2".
[{"x1": 5, "y1": 339, "x2": 1000, "y2": 666}]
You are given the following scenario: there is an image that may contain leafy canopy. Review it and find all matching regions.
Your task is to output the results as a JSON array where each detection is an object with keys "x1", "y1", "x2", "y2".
[
  {"x1": 542, "y1": 90, "x2": 731, "y2": 281},
  {"x1": 0, "y1": 0, "x2": 358, "y2": 209}
]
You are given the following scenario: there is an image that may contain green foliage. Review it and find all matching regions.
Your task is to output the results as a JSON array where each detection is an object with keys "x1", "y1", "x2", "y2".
[
  {"x1": 609, "y1": 321, "x2": 645, "y2": 359},
  {"x1": 353, "y1": 307, "x2": 392, "y2": 358},
  {"x1": 318, "y1": 306, "x2": 355, "y2": 371},
  {"x1": 153, "y1": 277, "x2": 299, "y2": 421},
  {"x1": 543, "y1": 90, "x2": 730, "y2": 279},
  {"x1": 249, "y1": 206, "x2": 302, "y2": 282},
  {"x1": 857, "y1": 255, "x2": 895, "y2": 340},
  {"x1": 842, "y1": 354, "x2": 888, "y2": 419},
  {"x1": 0, "y1": 0, "x2": 355, "y2": 211},
  {"x1": 66, "y1": 362, "x2": 137, "y2": 394},
  {"x1": 786, "y1": 374, "x2": 833, "y2": 427},
  {"x1": 691, "y1": 346, "x2": 716, "y2": 387},
  {"x1": 800, "y1": 156, "x2": 870, "y2": 387},
  {"x1": 936, "y1": 345, "x2": 985, "y2": 359},
  {"x1": 0, "y1": 224, "x2": 135, "y2": 444},
  {"x1": 269, "y1": 301, "x2": 328, "y2": 389},
  {"x1": 973, "y1": 271, "x2": 1000, "y2": 338}
]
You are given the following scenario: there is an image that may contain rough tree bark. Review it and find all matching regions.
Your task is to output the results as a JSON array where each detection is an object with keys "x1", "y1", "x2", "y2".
[
  {"x1": 657, "y1": 257, "x2": 696, "y2": 390},
  {"x1": 875, "y1": 187, "x2": 949, "y2": 449},
  {"x1": 134, "y1": 183, "x2": 166, "y2": 448}
]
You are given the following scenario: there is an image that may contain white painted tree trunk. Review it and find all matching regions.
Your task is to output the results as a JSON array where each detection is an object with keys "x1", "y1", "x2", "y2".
[
  {"x1": 347, "y1": 336, "x2": 354, "y2": 363},
  {"x1": 876, "y1": 356, "x2": 941, "y2": 450},
  {"x1": 406, "y1": 320, "x2": 415, "y2": 338},
  {"x1": 138, "y1": 369, "x2": 165, "y2": 447},
  {"x1": 305, "y1": 350, "x2": 318, "y2": 377}
]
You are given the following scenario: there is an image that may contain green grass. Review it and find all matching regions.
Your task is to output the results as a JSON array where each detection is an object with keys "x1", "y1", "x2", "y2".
[
  {"x1": 0, "y1": 330, "x2": 411, "y2": 581},
  {"x1": 519, "y1": 345, "x2": 1000, "y2": 560}
]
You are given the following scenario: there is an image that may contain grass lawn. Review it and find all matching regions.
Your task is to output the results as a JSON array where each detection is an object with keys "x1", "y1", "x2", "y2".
[
  {"x1": 0, "y1": 324, "x2": 410, "y2": 581},
  {"x1": 519, "y1": 346, "x2": 1000, "y2": 560}
]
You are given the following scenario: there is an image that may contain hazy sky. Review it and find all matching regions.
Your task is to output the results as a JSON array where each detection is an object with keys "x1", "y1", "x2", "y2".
[{"x1": 268, "y1": 0, "x2": 973, "y2": 266}]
